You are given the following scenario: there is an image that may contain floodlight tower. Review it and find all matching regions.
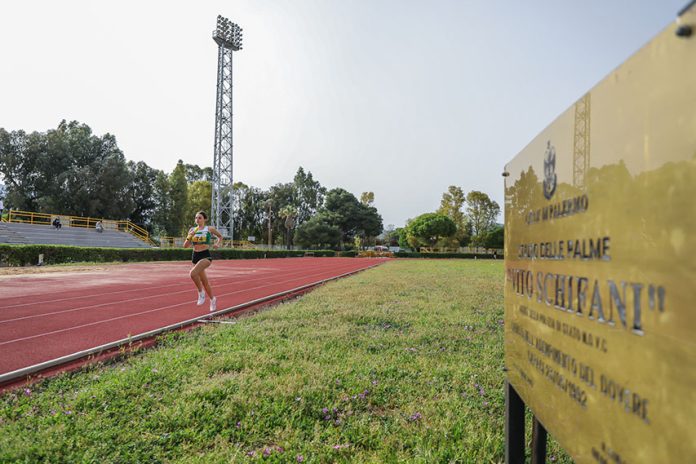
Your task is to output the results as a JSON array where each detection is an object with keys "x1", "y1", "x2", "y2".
[{"x1": 211, "y1": 15, "x2": 243, "y2": 242}]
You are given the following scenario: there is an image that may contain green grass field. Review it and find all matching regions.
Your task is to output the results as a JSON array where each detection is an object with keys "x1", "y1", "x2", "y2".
[{"x1": 0, "y1": 260, "x2": 572, "y2": 463}]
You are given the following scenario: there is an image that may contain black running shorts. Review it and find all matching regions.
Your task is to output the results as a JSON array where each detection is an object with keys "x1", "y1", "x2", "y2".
[{"x1": 192, "y1": 249, "x2": 212, "y2": 264}]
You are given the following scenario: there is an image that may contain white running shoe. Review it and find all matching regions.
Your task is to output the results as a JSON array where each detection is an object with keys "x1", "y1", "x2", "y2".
[
  {"x1": 210, "y1": 297, "x2": 217, "y2": 312},
  {"x1": 196, "y1": 291, "x2": 205, "y2": 306}
]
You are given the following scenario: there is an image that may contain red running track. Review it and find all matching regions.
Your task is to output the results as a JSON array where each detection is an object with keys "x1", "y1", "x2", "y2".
[{"x1": 0, "y1": 257, "x2": 385, "y2": 378}]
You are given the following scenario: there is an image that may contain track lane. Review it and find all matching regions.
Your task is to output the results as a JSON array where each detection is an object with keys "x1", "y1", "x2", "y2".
[
  {"x1": 0, "y1": 259, "x2": 360, "y2": 323},
  {"x1": 0, "y1": 258, "x2": 385, "y2": 376},
  {"x1": 0, "y1": 262, "x2": 287, "y2": 311},
  {"x1": 0, "y1": 260, "x2": 368, "y2": 339}
]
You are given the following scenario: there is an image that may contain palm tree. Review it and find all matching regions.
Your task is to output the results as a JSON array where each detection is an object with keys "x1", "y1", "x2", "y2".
[{"x1": 279, "y1": 205, "x2": 297, "y2": 250}]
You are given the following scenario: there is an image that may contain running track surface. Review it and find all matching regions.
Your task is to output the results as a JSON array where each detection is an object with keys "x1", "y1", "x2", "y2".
[{"x1": 0, "y1": 257, "x2": 386, "y2": 376}]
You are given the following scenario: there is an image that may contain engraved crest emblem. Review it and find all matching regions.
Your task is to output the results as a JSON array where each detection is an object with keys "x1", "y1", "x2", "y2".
[{"x1": 543, "y1": 141, "x2": 557, "y2": 200}]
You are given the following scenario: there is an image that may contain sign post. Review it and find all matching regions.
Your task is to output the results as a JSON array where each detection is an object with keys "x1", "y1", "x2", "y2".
[{"x1": 503, "y1": 5, "x2": 696, "y2": 462}]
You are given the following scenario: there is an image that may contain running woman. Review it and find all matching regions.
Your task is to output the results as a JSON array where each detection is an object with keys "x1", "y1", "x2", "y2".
[{"x1": 184, "y1": 211, "x2": 223, "y2": 312}]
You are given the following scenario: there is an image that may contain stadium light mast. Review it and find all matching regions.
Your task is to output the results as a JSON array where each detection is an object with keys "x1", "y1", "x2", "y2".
[{"x1": 211, "y1": 15, "x2": 243, "y2": 244}]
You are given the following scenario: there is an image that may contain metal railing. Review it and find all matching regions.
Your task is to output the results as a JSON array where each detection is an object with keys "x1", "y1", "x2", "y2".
[
  {"x1": 6, "y1": 209, "x2": 154, "y2": 246},
  {"x1": 158, "y1": 236, "x2": 255, "y2": 249},
  {"x1": 418, "y1": 246, "x2": 504, "y2": 254}
]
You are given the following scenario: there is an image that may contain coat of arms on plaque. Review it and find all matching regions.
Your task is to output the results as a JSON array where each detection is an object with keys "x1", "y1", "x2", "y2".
[{"x1": 543, "y1": 141, "x2": 557, "y2": 200}]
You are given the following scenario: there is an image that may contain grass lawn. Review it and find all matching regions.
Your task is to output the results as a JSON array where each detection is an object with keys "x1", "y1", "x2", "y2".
[{"x1": 0, "y1": 260, "x2": 572, "y2": 463}]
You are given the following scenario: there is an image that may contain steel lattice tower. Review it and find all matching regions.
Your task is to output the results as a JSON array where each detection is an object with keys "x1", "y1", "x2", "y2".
[
  {"x1": 573, "y1": 93, "x2": 591, "y2": 188},
  {"x1": 211, "y1": 15, "x2": 243, "y2": 241}
]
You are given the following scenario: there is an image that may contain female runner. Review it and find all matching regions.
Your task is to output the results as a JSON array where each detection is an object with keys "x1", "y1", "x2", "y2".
[{"x1": 184, "y1": 211, "x2": 223, "y2": 311}]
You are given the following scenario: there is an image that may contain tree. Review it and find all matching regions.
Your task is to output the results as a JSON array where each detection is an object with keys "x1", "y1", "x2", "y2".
[
  {"x1": 294, "y1": 214, "x2": 341, "y2": 249},
  {"x1": 267, "y1": 182, "x2": 295, "y2": 245},
  {"x1": 481, "y1": 224, "x2": 504, "y2": 249},
  {"x1": 397, "y1": 227, "x2": 410, "y2": 249},
  {"x1": 0, "y1": 121, "x2": 134, "y2": 219},
  {"x1": 322, "y1": 188, "x2": 359, "y2": 243},
  {"x1": 186, "y1": 180, "x2": 212, "y2": 226},
  {"x1": 184, "y1": 163, "x2": 213, "y2": 183},
  {"x1": 279, "y1": 205, "x2": 297, "y2": 249},
  {"x1": 233, "y1": 182, "x2": 267, "y2": 242},
  {"x1": 0, "y1": 128, "x2": 40, "y2": 211},
  {"x1": 466, "y1": 190, "x2": 500, "y2": 246},
  {"x1": 81, "y1": 138, "x2": 134, "y2": 218},
  {"x1": 406, "y1": 213, "x2": 456, "y2": 247},
  {"x1": 292, "y1": 167, "x2": 325, "y2": 226},
  {"x1": 381, "y1": 224, "x2": 398, "y2": 246},
  {"x1": 356, "y1": 204, "x2": 383, "y2": 244},
  {"x1": 323, "y1": 188, "x2": 383, "y2": 244},
  {"x1": 264, "y1": 199, "x2": 274, "y2": 246},
  {"x1": 168, "y1": 160, "x2": 189, "y2": 235},
  {"x1": 128, "y1": 161, "x2": 160, "y2": 229},
  {"x1": 152, "y1": 161, "x2": 189, "y2": 236},
  {"x1": 152, "y1": 171, "x2": 172, "y2": 236},
  {"x1": 360, "y1": 191, "x2": 374, "y2": 206},
  {"x1": 437, "y1": 185, "x2": 468, "y2": 245}
]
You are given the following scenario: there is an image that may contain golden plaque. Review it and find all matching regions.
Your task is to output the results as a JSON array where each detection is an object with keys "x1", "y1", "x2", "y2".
[{"x1": 504, "y1": 5, "x2": 696, "y2": 463}]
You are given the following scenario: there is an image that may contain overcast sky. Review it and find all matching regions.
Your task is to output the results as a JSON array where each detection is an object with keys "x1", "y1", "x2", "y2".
[{"x1": 0, "y1": 0, "x2": 687, "y2": 226}]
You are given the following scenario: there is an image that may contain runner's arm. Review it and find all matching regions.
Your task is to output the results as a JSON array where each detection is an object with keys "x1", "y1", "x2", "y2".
[
  {"x1": 183, "y1": 228, "x2": 195, "y2": 248},
  {"x1": 209, "y1": 227, "x2": 224, "y2": 249}
]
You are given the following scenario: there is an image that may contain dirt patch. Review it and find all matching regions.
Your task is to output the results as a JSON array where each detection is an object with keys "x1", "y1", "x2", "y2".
[
  {"x1": 0, "y1": 261, "x2": 182, "y2": 278},
  {"x1": 0, "y1": 264, "x2": 114, "y2": 276}
]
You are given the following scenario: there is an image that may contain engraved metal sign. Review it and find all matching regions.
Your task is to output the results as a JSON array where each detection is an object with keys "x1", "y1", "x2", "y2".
[{"x1": 504, "y1": 5, "x2": 696, "y2": 463}]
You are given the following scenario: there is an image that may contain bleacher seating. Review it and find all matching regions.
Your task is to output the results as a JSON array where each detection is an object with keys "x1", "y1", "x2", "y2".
[{"x1": 0, "y1": 222, "x2": 152, "y2": 248}]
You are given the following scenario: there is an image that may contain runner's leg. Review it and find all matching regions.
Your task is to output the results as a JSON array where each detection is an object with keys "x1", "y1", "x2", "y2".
[
  {"x1": 199, "y1": 266, "x2": 214, "y2": 299},
  {"x1": 190, "y1": 259, "x2": 210, "y2": 292}
]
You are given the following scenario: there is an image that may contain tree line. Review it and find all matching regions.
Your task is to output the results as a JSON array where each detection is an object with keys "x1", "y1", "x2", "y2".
[
  {"x1": 383, "y1": 186, "x2": 503, "y2": 250},
  {"x1": 0, "y1": 121, "x2": 382, "y2": 248}
]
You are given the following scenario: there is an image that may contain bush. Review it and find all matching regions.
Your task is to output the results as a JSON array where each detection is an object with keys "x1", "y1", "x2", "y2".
[
  {"x1": 394, "y1": 251, "x2": 497, "y2": 259},
  {"x1": 311, "y1": 250, "x2": 337, "y2": 257},
  {"x1": 0, "y1": 245, "x2": 344, "y2": 266},
  {"x1": 357, "y1": 250, "x2": 394, "y2": 258}
]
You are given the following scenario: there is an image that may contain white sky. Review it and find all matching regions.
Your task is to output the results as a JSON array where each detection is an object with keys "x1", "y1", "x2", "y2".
[{"x1": 0, "y1": 0, "x2": 687, "y2": 227}]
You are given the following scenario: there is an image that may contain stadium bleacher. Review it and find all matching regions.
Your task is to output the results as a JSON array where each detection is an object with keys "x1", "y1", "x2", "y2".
[{"x1": 0, "y1": 222, "x2": 152, "y2": 248}]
